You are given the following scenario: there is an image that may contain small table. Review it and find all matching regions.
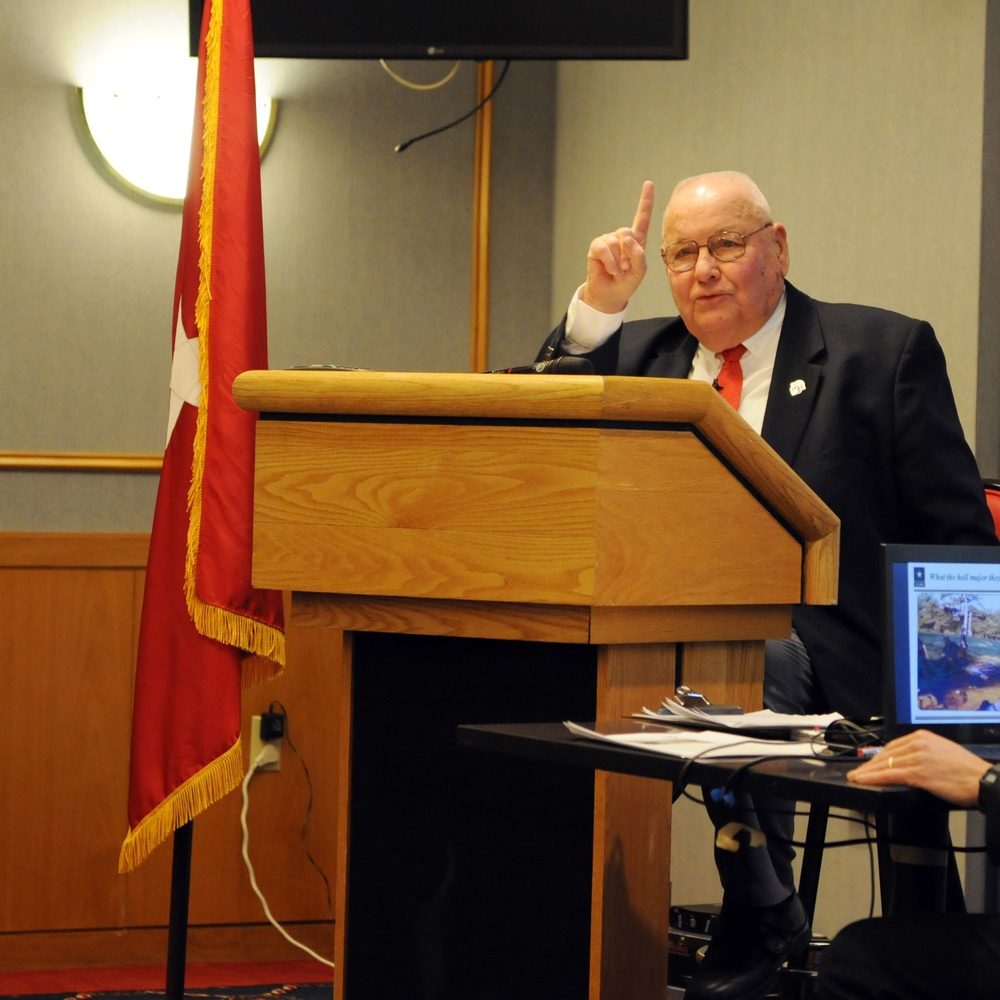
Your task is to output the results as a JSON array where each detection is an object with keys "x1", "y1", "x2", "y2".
[{"x1": 457, "y1": 721, "x2": 957, "y2": 930}]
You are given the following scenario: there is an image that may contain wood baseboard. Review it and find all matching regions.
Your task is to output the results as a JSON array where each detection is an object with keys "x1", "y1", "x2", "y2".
[{"x1": 0, "y1": 922, "x2": 335, "y2": 971}]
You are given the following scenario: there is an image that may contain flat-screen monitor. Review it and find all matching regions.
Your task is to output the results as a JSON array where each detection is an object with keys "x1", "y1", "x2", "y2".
[
  {"x1": 188, "y1": 0, "x2": 689, "y2": 61},
  {"x1": 882, "y1": 542, "x2": 1000, "y2": 758}
]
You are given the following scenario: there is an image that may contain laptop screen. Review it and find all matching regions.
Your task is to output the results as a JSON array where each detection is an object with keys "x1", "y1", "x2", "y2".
[{"x1": 883, "y1": 543, "x2": 1000, "y2": 749}]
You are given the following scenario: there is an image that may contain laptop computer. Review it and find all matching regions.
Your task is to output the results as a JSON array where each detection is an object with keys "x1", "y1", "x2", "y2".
[{"x1": 883, "y1": 543, "x2": 1000, "y2": 761}]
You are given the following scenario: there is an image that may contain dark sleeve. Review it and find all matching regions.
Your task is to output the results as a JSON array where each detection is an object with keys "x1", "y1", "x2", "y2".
[
  {"x1": 891, "y1": 320, "x2": 998, "y2": 546},
  {"x1": 986, "y1": 815, "x2": 1000, "y2": 864},
  {"x1": 536, "y1": 315, "x2": 623, "y2": 375},
  {"x1": 981, "y1": 769, "x2": 1000, "y2": 863}
]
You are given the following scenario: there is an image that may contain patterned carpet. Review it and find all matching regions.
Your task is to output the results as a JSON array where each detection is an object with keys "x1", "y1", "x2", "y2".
[
  {"x1": 1, "y1": 985, "x2": 333, "y2": 1000},
  {"x1": 0, "y1": 963, "x2": 334, "y2": 1000}
]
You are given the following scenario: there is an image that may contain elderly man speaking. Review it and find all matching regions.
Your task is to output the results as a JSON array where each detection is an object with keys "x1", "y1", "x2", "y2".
[{"x1": 537, "y1": 171, "x2": 997, "y2": 1000}]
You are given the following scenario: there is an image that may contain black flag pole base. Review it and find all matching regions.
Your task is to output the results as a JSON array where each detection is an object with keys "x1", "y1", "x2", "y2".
[{"x1": 166, "y1": 820, "x2": 194, "y2": 1000}]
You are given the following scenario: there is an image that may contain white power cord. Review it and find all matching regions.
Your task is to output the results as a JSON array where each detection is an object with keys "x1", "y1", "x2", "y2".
[
  {"x1": 240, "y1": 745, "x2": 336, "y2": 969},
  {"x1": 379, "y1": 58, "x2": 462, "y2": 90}
]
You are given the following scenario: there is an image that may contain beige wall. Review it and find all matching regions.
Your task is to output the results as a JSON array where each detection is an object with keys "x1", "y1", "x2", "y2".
[
  {"x1": 1, "y1": 1, "x2": 989, "y2": 529},
  {"x1": 552, "y1": 0, "x2": 986, "y2": 443},
  {"x1": 0, "y1": 0, "x2": 556, "y2": 531}
]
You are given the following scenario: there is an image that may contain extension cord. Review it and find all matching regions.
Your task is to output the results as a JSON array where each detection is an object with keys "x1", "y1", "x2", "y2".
[{"x1": 241, "y1": 751, "x2": 335, "y2": 969}]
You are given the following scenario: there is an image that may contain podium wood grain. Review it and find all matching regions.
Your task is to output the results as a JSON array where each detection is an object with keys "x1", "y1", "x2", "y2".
[{"x1": 234, "y1": 370, "x2": 839, "y2": 1000}]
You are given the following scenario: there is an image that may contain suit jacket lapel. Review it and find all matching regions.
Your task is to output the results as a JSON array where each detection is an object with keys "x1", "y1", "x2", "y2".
[
  {"x1": 613, "y1": 297, "x2": 824, "y2": 466},
  {"x1": 760, "y1": 283, "x2": 825, "y2": 466},
  {"x1": 645, "y1": 341, "x2": 698, "y2": 379},
  {"x1": 612, "y1": 315, "x2": 699, "y2": 378}
]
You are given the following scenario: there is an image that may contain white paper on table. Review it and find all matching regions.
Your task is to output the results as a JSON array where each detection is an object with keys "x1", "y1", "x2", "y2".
[
  {"x1": 638, "y1": 701, "x2": 843, "y2": 733},
  {"x1": 563, "y1": 720, "x2": 825, "y2": 759}
]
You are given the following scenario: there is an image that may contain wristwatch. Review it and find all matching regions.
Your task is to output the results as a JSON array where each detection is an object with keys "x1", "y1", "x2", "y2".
[{"x1": 978, "y1": 762, "x2": 1000, "y2": 815}]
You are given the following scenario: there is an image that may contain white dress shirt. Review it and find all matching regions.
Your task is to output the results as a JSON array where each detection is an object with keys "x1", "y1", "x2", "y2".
[{"x1": 562, "y1": 286, "x2": 786, "y2": 436}]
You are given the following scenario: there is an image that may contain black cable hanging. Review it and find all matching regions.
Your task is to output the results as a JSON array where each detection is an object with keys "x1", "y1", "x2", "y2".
[{"x1": 394, "y1": 60, "x2": 512, "y2": 153}]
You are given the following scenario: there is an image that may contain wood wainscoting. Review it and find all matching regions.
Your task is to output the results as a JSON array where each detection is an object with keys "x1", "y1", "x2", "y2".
[{"x1": 0, "y1": 533, "x2": 339, "y2": 970}]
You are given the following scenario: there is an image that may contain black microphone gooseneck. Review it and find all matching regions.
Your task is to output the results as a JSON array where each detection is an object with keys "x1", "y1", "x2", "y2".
[{"x1": 487, "y1": 356, "x2": 595, "y2": 375}]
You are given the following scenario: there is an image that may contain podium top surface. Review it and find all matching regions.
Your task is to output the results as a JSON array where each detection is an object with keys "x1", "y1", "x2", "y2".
[{"x1": 236, "y1": 367, "x2": 747, "y2": 423}]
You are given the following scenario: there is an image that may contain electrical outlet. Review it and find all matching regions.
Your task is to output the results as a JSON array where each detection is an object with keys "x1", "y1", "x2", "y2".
[{"x1": 250, "y1": 713, "x2": 281, "y2": 772}]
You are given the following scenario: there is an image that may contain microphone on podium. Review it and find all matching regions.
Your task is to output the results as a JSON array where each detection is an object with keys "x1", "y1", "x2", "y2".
[{"x1": 487, "y1": 357, "x2": 595, "y2": 375}]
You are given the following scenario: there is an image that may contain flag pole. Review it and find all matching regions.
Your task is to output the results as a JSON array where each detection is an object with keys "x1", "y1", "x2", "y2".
[{"x1": 165, "y1": 820, "x2": 194, "y2": 1000}]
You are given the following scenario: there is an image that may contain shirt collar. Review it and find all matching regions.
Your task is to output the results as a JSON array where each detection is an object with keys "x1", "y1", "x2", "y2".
[
  {"x1": 695, "y1": 290, "x2": 787, "y2": 368},
  {"x1": 730, "y1": 290, "x2": 786, "y2": 360}
]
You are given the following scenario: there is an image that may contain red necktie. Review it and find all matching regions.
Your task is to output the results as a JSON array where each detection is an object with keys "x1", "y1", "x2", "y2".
[{"x1": 716, "y1": 344, "x2": 747, "y2": 409}]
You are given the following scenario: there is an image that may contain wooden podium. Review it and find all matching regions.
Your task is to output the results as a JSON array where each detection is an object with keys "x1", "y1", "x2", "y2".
[{"x1": 233, "y1": 370, "x2": 839, "y2": 1000}]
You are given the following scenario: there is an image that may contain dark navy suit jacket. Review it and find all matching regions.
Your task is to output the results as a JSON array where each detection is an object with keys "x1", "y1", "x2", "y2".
[{"x1": 539, "y1": 281, "x2": 998, "y2": 718}]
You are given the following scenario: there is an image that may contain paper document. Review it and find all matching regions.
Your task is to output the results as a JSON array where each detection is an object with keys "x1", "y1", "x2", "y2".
[
  {"x1": 563, "y1": 720, "x2": 824, "y2": 759},
  {"x1": 640, "y1": 701, "x2": 843, "y2": 733}
]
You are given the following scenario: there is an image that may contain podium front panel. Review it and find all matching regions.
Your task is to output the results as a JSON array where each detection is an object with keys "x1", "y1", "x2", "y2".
[{"x1": 250, "y1": 416, "x2": 804, "y2": 610}]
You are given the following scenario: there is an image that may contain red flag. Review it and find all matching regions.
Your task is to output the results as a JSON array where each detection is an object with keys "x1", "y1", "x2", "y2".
[{"x1": 120, "y1": 0, "x2": 284, "y2": 872}]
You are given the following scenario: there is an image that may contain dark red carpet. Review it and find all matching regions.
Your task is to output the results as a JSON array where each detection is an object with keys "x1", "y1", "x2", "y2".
[{"x1": 0, "y1": 962, "x2": 333, "y2": 999}]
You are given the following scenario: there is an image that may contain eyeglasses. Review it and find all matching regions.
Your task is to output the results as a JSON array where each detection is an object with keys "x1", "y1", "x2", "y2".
[{"x1": 660, "y1": 222, "x2": 773, "y2": 272}]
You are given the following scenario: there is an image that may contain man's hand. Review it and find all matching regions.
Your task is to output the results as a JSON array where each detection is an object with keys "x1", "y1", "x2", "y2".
[
  {"x1": 847, "y1": 729, "x2": 989, "y2": 807},
  {"x1": 581, "y1": 181, "x2": 655, "y2": 314}
]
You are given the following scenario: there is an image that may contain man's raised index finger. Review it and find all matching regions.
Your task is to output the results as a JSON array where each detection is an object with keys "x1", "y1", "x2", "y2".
[{"x1": 631, "y1": 180, "x2": 655, "y2": 246}]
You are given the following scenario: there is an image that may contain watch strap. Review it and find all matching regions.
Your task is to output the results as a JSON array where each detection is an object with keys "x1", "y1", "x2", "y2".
[{"x1": 978, "y1": 762, "x2": 1000, "y2": 814}]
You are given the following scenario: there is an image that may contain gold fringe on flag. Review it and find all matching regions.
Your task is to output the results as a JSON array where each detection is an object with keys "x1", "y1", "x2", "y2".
[
  {"x1": 185, "y1": 0, "x2": 285, "y2": 675},
  {"x1": 193, "y1": 599, "x2": 285, "y2": 677},
  {"x1": 118, "y1": 738, "x2": 244, "y2": 873},
  {"x1": 242, "y1": 652, "x2": 282, "y2": 689}
]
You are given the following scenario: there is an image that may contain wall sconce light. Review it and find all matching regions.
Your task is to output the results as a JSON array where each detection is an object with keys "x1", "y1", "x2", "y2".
[{"x1": 75, "y1": 71, "x2": 276, "y2": 208}]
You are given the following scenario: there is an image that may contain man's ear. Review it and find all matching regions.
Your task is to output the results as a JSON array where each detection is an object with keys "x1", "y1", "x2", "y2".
[{"x1": 773, "y1": 222, "x2": 790, "y2": 277}]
